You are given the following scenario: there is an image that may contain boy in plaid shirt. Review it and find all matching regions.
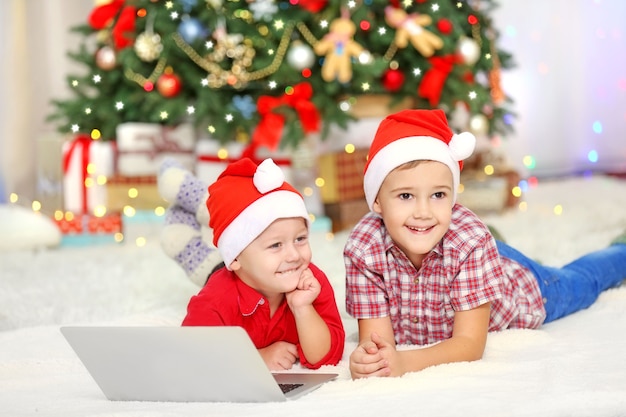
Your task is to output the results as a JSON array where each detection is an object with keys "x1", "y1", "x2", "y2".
[{"x1": 345, "y1": 109, "x2": 626, "y2": 378}]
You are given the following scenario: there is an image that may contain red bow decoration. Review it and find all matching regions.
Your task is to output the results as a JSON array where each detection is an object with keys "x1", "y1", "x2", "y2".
[
  {"x1": 247, "y1": 83, "x2": 320, "y2": 157},
  {"x1": 88, "y1": 0, "x2": 136, "y2": 50},
  {"x1": 297, "y1": 0, "x2": 328, "y2": 13},
  {"x1": 418, "y1": 55, "x2": 460, "y2": 107}
]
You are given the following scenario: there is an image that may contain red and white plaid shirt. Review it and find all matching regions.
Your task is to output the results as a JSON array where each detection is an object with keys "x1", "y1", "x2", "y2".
[{"x1": 344, "y1": 205, "x2": 546, "y2": 346}]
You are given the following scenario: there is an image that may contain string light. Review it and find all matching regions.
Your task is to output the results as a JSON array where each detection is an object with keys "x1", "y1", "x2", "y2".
[{"x1": 124, "y1": 57, "x2": 167, "y2": 89}]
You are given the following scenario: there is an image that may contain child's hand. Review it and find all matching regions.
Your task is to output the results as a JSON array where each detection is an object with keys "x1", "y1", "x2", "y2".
[
  {"x1": 349, "y1": 332, "x2": 394, "y2": 379},
  {"x1": 258, "y1": 341, "x2": 299, "y2": 370},
  {"x1": 285, "y1": 268, "x2": 321, "y2": 310}
]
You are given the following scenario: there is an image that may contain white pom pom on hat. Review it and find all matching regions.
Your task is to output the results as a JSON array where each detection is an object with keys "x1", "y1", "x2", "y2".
[
  {"x1": 363, "y1": 109, "x2": 476, "y2": 210},
  {"x1": 254, "y1": 157, "x2": 285, "y2": 193},
  {"x1": 206, "y1": 158, "x2": 309, "y2": 269}
]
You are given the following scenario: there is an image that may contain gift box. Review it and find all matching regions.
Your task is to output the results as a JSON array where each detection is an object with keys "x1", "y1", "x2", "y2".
[
  {"x1": 106, "y1": 175, "x2": 167, "y2": 211},
  {"x1": 53, "y1": 211, "x2": 123, "y2": 246},
  {"x1": 347, "y1": 94, "x2": 414, "y2": 119},
  {"x1": 196, "y1": 136, "x2": 327, "y2": 215},
  {"x1": 62, "y1": 136, "x2": 115, "y2": 214},
  {"x1": 458, "y1": 169, "x2": 522, "y2": 213},
  {"x1": 116, "y1": 123, "x2": 195, "y2": 176},
  {"x1": 317, "y1": 117, "x2": 381, "y2": 154},
  {"x1": 324, "y1": 199, "x2": 370, "y2": 232},
  {"x1": 317, "y1": 148, "x2": 369, "y2": 204},
  {"x1": 195, "y1": 138, "x2": 293, "y2": 186}
]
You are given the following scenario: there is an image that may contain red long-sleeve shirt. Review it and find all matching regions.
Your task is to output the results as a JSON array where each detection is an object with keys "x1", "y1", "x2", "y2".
[{"x1": 182, "y1": 262, "x2": 345, "y2": 369}]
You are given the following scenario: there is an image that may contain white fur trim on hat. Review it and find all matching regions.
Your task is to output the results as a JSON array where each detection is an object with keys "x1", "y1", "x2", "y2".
[
  {"x1": 217, "y1": 190, "x2": 309, "y2": 269},
  {"x1": 364, "y1": 135, "x2": 475, "y2": 210}
]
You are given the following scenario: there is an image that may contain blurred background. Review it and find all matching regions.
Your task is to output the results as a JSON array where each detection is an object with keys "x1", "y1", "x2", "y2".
[{"x1": 1, "y1": 0, "x2": 625, "y2": 233}]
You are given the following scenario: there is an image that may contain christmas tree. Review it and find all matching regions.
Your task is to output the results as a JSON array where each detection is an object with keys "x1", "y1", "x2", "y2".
[{"x1": 47, "y1": 0, "x2": 514, "y2": 152}]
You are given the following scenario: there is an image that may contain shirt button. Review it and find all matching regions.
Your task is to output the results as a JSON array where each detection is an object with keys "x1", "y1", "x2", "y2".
[
  {"x1": 411, "y1": 317, "x2": 419, "y2": 323},
  {"x1": 542, "y1": 297, "x2": 548, "y2": 304},
  {"x1": 414, "y1": 278, "x2": 419, "y2": 284}
]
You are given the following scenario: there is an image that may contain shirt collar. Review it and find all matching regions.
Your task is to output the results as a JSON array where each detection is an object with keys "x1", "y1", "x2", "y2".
[{"x1": 234, "y1": 277, "x2": 267, "y2": 316}]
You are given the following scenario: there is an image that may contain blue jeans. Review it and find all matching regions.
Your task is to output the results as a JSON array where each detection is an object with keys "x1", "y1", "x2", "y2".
[{"x1": 496, "y1": 241, "x2": 626, "y2": 323}]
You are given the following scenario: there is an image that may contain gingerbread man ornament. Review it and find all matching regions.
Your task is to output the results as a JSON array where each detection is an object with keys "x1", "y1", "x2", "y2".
[
  {"x1": 384, "y1": 6, "x2": 443, "y2": 57},
  {"x1": 314, "y1": 15, "x2": 364, "y2": 83}
]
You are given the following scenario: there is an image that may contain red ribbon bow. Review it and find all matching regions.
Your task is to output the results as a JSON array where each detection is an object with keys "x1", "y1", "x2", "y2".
[
  {"x1": 248, "y1": 83, "x2": 320, "y2": 157},
  {"x1": 88, "y1": 0, "x2": 136, "y2": 50},
  {"x1": 297, "y1": 0, "x2": 328, "y2": 13},
  {"x1": 418, "y1": 55, "x2": 459, "y2": 107}
]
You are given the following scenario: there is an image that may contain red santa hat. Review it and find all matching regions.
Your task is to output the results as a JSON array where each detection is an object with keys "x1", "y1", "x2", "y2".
[
  {"x1": 207, "y1": 158, "x2": 309, "y2": 269},
  {"x1": 363, "y1": 109, "x2": 476, "y2": 210}
]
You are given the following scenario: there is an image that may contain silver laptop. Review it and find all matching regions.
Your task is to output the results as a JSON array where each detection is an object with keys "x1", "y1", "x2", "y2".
[{"x1": 60, "y1": 325, "x2": 338, "y2": 402}]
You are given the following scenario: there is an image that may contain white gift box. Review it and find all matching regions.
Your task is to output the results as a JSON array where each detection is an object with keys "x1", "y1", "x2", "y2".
[
  {"x1": 316, "y1": 117, "x2": 382, "y2": 154},
  {"x1": 195, "y1": 137, "x2": 294, "y2": 186},
  {"x1": 62, "y1": 136, "x2": 115, "y2": 213},
  {"x1": 116, "y1": 123, "x2": 195, "y2": 176},
  {"x1": 194, "y1": 137, "x2": 325, "y2": 215}
]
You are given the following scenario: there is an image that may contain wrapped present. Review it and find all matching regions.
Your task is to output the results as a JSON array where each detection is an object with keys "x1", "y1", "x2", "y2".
[
  {"x1": 317, "y1": 148, "x2": 369, "y2": 204},
  {"x1": 53, "y1": 211, "x2": 123, "y2": 246},
  {"x1": 116, "y1": 123, "x2": 195, "y2": 176},
  {"x1": 195, "y1": 137, "x2": 293, "y2": 186},
  {"x1": 106, "y1": 175, "x2": 167, "y2": 211},
  {"x1": 195, "y1": 139, "x2": 247, "y2": 185},
  {"x1": 458, "y1": 169, "x2": 522, "y2": 213},
  {"x1": 347, "y1": 94, "x2": 414, "y2": 119},
  {"x1": 318, "y1": 117, "x2": 381, "y2": 154},
  {"x1": 324, "y1": 199, "x2": 370, "y2": 232},
  {"x1": 195, "y1": 136, "x2": 328, "y2": 215},
  {"x1": 62, "y1": 135, "x2": 115, "y2": 214}
]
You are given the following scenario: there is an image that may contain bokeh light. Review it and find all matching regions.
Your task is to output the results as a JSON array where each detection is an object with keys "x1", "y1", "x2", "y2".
[{"x1": 523, "y1": 155, "x2": 536, "y2": 170}]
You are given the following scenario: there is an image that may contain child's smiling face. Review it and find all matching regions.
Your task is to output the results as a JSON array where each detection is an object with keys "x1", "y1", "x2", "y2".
[
  {"x1": 373, "y1": 160, "x2": 454, "y2": 268},
  {"x1": 229, "y1": 217, "x2": 311, "y2": 299}
]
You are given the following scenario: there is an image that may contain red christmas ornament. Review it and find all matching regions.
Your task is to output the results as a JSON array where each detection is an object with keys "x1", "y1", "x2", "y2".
[
  {"x1": 157, "y1": 72, "x2": 182, "y2": 97},
  {"x1": 381, "y1": 68, "x2": 405, "y2": 92},
  {"x1": 437, "y1": 18, "x2": 453, "y2": 35},
  {"x1": 462, "y1": 71, "x2": 475, "y2": 83},
  {"x1": 297, "y1": 0, "x2": 328, "y2": 13}
]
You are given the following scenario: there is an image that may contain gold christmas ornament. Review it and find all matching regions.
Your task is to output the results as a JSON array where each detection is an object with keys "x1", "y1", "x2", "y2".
[
  {"x1": 469, "y1": 113, "x2": 489, "y2": 136},
  {"x1": 135, "y1": 32, "x2": 164, "y2": 62},
  {"x1": 134, "y1": 11, "x2": 163, "y2": 62}
]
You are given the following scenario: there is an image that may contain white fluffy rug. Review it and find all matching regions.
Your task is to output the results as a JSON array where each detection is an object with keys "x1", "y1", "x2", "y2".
[{"x1": 1, "y1": 175, "x2": 626, "y2": 417}]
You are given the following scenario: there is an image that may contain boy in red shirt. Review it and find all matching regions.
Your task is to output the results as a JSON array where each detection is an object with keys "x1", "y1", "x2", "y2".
[{"x1": 182, "y1": 157, "x2": 344, "y2": 370}]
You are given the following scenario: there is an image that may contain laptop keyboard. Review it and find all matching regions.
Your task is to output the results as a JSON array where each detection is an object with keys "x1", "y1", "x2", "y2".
[{"x1": 278, "y1": 383, "x2": 304, "y2": 394}]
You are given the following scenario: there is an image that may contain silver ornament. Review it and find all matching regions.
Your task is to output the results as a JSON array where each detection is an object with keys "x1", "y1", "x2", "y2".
[
  {"x1": 358, "y1": 50, "x2": 373, "y2": 65},
  {"x1": 457, "y1": 36, "x2": 481, "y2": 66},
  {"x1": 95, "y1": 46, "x2": 117, "y2": 71},
  {"x1": 286, "y1": 41, "x2": 315, "y2": 70}
]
